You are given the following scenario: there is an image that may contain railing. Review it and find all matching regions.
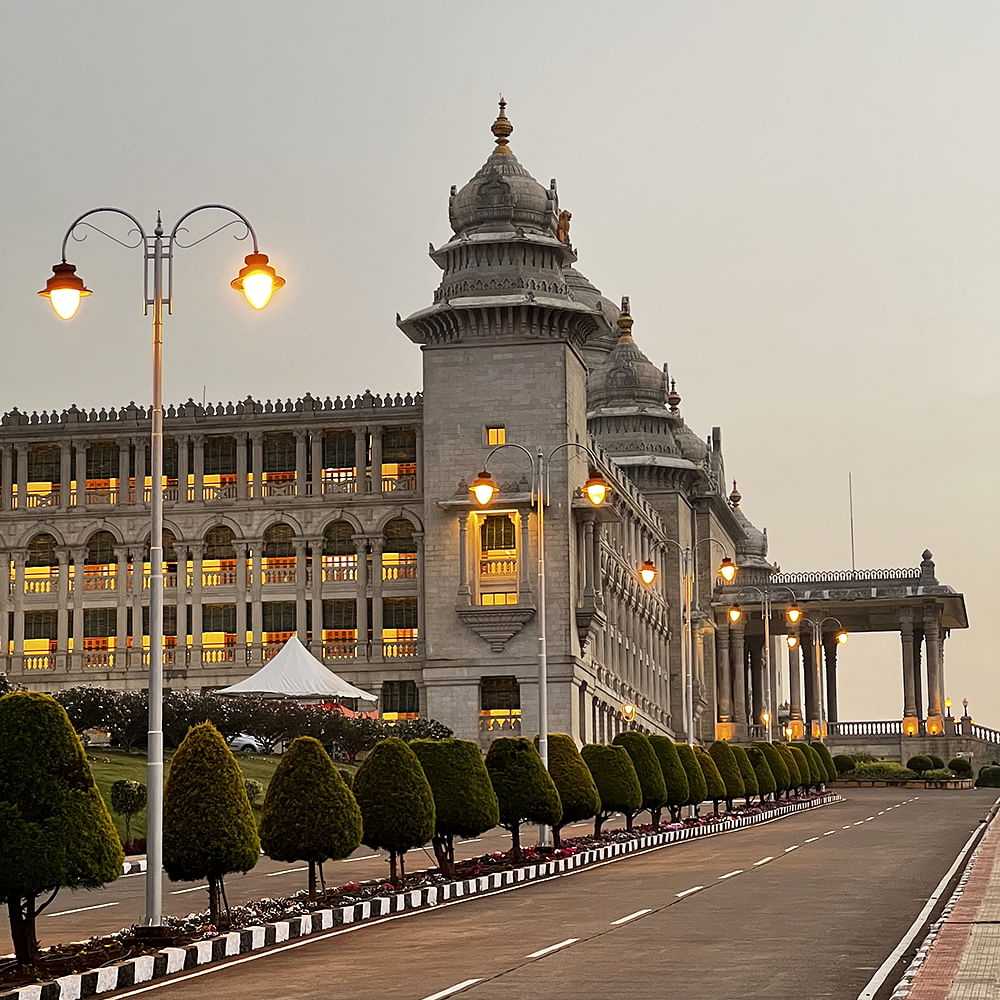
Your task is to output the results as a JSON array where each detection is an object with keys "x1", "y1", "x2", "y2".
[
  {"x1": 142, "y1": 570, "x2": 178, "y2": 589},
  {"x1": 202, "y1": 482, "x2": 237, "y2": 501},
  {"x1": 828, "y1": 720, "x2": 903, "y2": 737},
  {"x1": 322, "y1": 471, "x2": 358, "y2": 495},
  {"x1": 142, "y1": 647, "x2": 180, "y2": 666},
  {"x1": 262, "y1": 558, "x2": 297, "y2": 585},
  {"x1": 323, "y1": 640, "x2": 359, "y2": 660},
  {"x1": 263, "y1": 478, "x2": 297, "y2": 498},
  {"x1": 83, "y1": 650, "x2": 115, "y2": 669},
  {"x1": 479, "y1": 709, "x2": 522, "y2": 733},
  {"x1": 383, "y1": 556, "x2": 418, "y2": 581},
  {"x1": 142, "y1": 484, "x2": 182, "y2": 503},
  {"x1": 718, "y1": 567, "x2": 921, "y2": 588},
  {"x1": 24, "y1": 654, "x2": 54, "y2": 671},
  {"x1": 83, "y1": 567, "x2": 116, "y2": 591},
  {"x1": 262, "y1": 642, "x2": 285, "y2": 662},
  {"x1": 202, "y1": 646, "x2": 237, "y2": 664},
  {"x1": 24, "y1": 574, "x2": 57, "y2": 595},
  {"x1": 480, "y1": 557, "x2": 517, "y2": 577},
  {"x1": 955, "y1": 721, "x2": 1000, "y2": 745},
  {"x1": 383, "y1": 639, "x2": 419, "y2": 659},
  {"x1": 203, "y1": 563, "x2": 238, "y2": 587},
  {"x1": 322, "y1": 559, "x2": 358, "y2": 583},
  {"x1": 26, "y1": 488, "x2": 60, "y2": 508},
  {"x1": 381, "y1": 474, "x2": 416, "y2": 493}
]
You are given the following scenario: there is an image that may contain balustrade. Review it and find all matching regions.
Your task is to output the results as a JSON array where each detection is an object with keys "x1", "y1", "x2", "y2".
[
  {"x1": 24, "y1": 572, "x2": 57, "y2": 595},
  {"x1": 24, "y1": 654, "x2": 54, "y2": 671},
  {"x1": 26, "y1": 488, "x2": 60, "y2": 508},
  {"x1": 262, "y1": 557, "x2": 296, "y2": 585},
  {"x1": 382, "y1": 554, "x2": 418, "y2": 581},
  {"x1": 322, "y1": 639, "x2": 359, "y2": 660},
  {"x1": 321, "y1": 471, "x2": 358, "y2": 495},
  {"x1": 480, "y1": 556, "x2": 517, "y2": 578},
  {"x1": 83, "y1": 650, "x2": 115, "y2": 669},
  {"x1": 83, "y1": 567, "x2": 116, "y2": 592},
  {"x1": 85, "y1": 487, "x2": 117, "y2": 505},
  {"x1": 262, "y1": 477, "x2": 297, "y2": 498},
  {"x1": 478, "y1": 709, "x2": 521, "y2": 733},
  {"x1": 382, "y1": 639, "x2": 418, "y2": 659},
  {"x1": 202, "y1": 482, "x2": 237, "y2": 501},
  {"x1": 381, "y1": 473, "x2": 416, "y2": 493},
  {"x1": 202, "y1": 646, "x2": 237, "y2": 664},
  {"x1": 322, "y1": 557, "x2": 357, "y2": 583}
]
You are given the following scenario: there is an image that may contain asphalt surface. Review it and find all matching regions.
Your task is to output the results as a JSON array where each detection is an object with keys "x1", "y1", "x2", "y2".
[{"x1": 75, "y1": 788, "x2": 997, "y2": 1000}]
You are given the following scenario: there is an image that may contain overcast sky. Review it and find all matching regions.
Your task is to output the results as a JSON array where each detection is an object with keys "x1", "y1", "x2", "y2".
[{"x1": 3, "y1": 1, "x2": 997, "y2": 727}]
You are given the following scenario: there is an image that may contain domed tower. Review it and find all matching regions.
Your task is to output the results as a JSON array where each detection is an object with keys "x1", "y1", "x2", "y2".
[{"x1": 397, "y1": 101, "x2": 604, "y2": 740}]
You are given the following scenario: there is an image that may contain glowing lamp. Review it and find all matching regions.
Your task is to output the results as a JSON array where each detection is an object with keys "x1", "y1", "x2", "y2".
[
  {"x1": 728, "y1": 604, "x2": 742, "y2": 624},
  {"x1": 231, "y1": 252, "x2": 285, "y2": 309},
  {"x1": 583, "y1": 470, "x2": 610, "y2": 506},
  {"x1": 639, "y1": 560, "x2": 657, "y2": 586},
  {"x1": 836, "y1": 630, "x2": 849, "y2": 645},
  {"x1": 718, "y1": 557, "x2": 737, "y2": 583},
  {"x1": 786, "y1": 635, "x2": 799, "y2": 649},
  {"x1": 786, "y1": 604, "x2": 802, "y2": 624},
  {"x1": 621, "y1": 701, "x2": 637, "y2": 722},
  {"x1": 38, "y1": 262, "x2": 92, "y2": 320},
  {"x1": 469, "y1": 470, "x2": 497, "y2": 506},
  {"x1": 761, "y1": 710, "x2": 770, "y2": 727}
]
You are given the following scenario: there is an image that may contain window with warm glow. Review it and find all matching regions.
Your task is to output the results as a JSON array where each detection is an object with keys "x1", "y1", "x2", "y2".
[
  {"x1": 480, "y1": 592, "x2": 517, "y2": 606},
  {"x1": 486, "y1": 426, "x2": 506, "y2": 447}
]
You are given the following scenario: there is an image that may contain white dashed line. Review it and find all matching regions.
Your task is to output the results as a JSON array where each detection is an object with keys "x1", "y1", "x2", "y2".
[
  {"x1": 843, "y1": 825, "x2": 851, "y2": 829},
  {"x1": 676, "y1": 886, "x2": 704, "y2": 898},
  {"x1": 170, "y1": 884, "x2": 209, "y2": 895},
  {"x1": 805, "y1": 837, "x2": 819, "y2": 843},
  {"x1": 824, "y1": 831, "x2": 835, "y2": 836},
  {"x1": 718, "y1": 870, "x2": 743, "y2": 880},
  {"x1": 341, "y1": 853, "x2": 380, "y2": 863},
  {"x1": 265, "y1": 867, "x2": 307, "y2": 877},
  {"x1": 421, "y1": 980, "x2": 483, "y2": 1000},
  {"x1": 611, "y1": 909, "x2": 651, "y2": 925},
  {"x1": 47, "y1": 901, "x2": 120, "y2": 917},
  {"x1": 753, "y1": 856, "x2": 774, "y2": 866},
  {"x1": 854, "y1": 821, "x2": 864, "y2": 826},
  {"x1": 527, "y1": 939, "x2": 578, "y2": 959},
  {"x1": 784, "y1": 845, "x2": 799, "y2": 853}
]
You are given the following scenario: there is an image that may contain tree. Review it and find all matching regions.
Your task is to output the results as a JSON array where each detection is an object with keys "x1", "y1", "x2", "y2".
[
  {"x1": 731, "y1": 745, "x2": 759, "y2": 804},
  {"x1": 788, "y1": 744, "x2": 817, "y2": 789},
  {"x1": 708, "y1": 741, "x2": 745, "y2": 811},
  {"x1": 695, "y1": 746, "x2": 727, "y2": 815},
  {"x1": 648, "y1": 735, "x2": 689, "y2": 822},
  {"x1": 754, "y1": 741, "x2": 791, "y2": 798},
  {"x1": 110, "y1": 779, "x2": 147, "y2": 848},
  {"x1": 353, "y1": 737, "x2": 435, "y2": 885},
  {"x1": 776, "y1": 743, "x2": 803, "y2": 793},
  {"x1": 537, "y1": 733, "x2": 600, "y2": 847},
  {"x1": 259, "y1": 736, "x2": 362, "y2": 898},
  {"x1": 746, "y1": 745, "x2": 776, "y2": 801},
  {"x1": 393, "y1": 718, "x2": 454, "y2": 742},
  {"x1": 0, "y1": 691, "x2": 123, "y2": 966},
  {"x1": 485, "y1": 737, "x2": 562, "y2": 857},
  {"x1": 54, "y1": 686, "x2": 118, "y2": 735},
  {"x1": 581, "y1": 743, "x2": 642, "y2": 835},
  {"x1": 675, "y1": 743, "x2": 708, "y2": 816},
  {"x1": 811, "y1": 741, "x2": 839, "y2": 783},
  {"x1": 163, "y1": 721, "x2": 260, "y2": 928},
  {"x1": 106, "y1": 689, "x2": 149, "y2": 752},
  {"x1": 613, "y1": 732, "x2": 668, "y2": 827},
  {"x1": 411, "y1": 738, "x2": 499, "y2": 875}
]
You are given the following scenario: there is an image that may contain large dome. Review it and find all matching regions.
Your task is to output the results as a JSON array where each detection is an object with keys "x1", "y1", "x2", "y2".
[
  {"x1": 448, "y1": 100, "x2": 558, "y2": 236},
  {"x1": 587, "y1": 301, "x2": 668, "y2": 409}
]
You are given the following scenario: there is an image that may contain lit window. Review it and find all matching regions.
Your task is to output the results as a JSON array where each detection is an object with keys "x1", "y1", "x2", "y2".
[
  {"x1": 480, "y1": 592, "x2": 517, "y2": 606},
  {"x1": 486, "y1": 426, "x2": 506, "y2": 447}
]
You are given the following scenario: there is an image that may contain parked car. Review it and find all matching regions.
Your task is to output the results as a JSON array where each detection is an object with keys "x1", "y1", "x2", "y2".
[{"x1": 228, "y1": 733, "x2": 266, "y2": 754}]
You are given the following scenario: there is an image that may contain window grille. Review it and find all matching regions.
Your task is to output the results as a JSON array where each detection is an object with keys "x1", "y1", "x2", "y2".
[
  {"x1": 86, "y1": 531, "x2": 116, "y2": 565},
  {"x1": 84, "y1": 607, "x2": 117, "y2": 637},
  {"x1": 323, "y1": 599, "x2": 357, "y2": 629},
  {"x1": 382, "y1": 679, "x2": 419, "y2": 714},
  {"x1": 323, "y1": 521, "x2": 354, "y2": 556},
  {"x1": 263, "y1": 433, "x2": 296, "y2": 473},
  {"x1": 86, "y1": 442, "x2": 119, "y2": 480},
  {"x1": 481, "y1": 676, "x2": 520, "y2": 711},
  {"x1": 382, "y1": 426, "x2": 416, "y2": 463},
  {"x1": 24, "y1": 610, "x2": 57, "y2": 640},
  {"x1": 263, "y1": 601, "x2": 296, "y2": 632},
  {"x1": 323, "y1": 430, "x2": 355, "y2": 469},
  {"x1": 263, "y1": 524, "x2": 295, "y2": 558},
  {"x1": 204, "y1": 527, "x2": 236, "y2": 560},
  {"x1": 481, "y1": 514, "x2": 516, "y2": 552},
  {"x1": 26, "y1": 533, "x2": 58, "y2": 568},
  {"x1": 203, "y1": 603, "x2": 236, "y2": 633},
  {"x1": 203, "y1": 436, "x2": 236, "y2": 475},
  {"x1": 142, "y1": 605, "x2": 178, "y2": 636},
  {"x1": 28, "y1": 445, "x2": 60, "y2": 483},
  {"x1": 383, "y1": 597, "x2": 417, "y2": 629}
]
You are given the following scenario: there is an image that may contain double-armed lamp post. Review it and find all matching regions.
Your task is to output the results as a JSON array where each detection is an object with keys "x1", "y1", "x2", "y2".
[{"x1": 39, "y1": 205, "x2": 284, "y2": 927}]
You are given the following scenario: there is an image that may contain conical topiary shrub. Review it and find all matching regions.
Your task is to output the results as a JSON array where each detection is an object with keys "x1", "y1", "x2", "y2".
[
  {"x1": 485, "y1": 737, "x2": 562, "y2": 858},
  {"x1": 537, "y1": 733, "x2": 600, "y2": 847},
  {"x1": 259, "y1": 736, "x2": 362, "y2": 898},
  {"x1": 648, "y1": 735, "x2": 689, "y2": 822},
  {"x1": 794, "y1": 742, "x2": 824, "y2": 788},
  {"x1": 0, "y1": 691, "x2": 124, "y2": 966},
  {"x1": 777, "y1": 743, "x2": 803, "y2": 793},
  {"x1": 747, "y1": 745, "x2": 776, "y2": 802},
  {"x1": 754, "y1": 741, "x2": 790, "y2": 798},
  {"x1": 581, "y1": 743, "x2": 642, "y2": 835},
  {"x1": 411, "y1": 738, "x2": 499, "y2": 876},
  {"x1": 163, "y1": 721, "x2": 260, "y2": 928},
  {"x1": 675, "y1": 742, "x2": 708, "y2": 816},
  {"x1": 613, "y1": 731, "x2": 668, "y2": 827},
  {"x1": 353, "y1": 737, "x2": 436, "y2": 887},
  {"x1": 787, "y1": 744, "x2": 815, "y2": 790},
  {"x1": 731, "y1": 745, "x2": 759, "y2": 805},
  {"x1": 695, "y1": 746, "x2": 727, "y2": 815},
  {"x1": 810, "y1": 742, "x2": 838, "y2": 783},
  {"x1": 709, "y1": 741, "x2": 746, "y2": 811}
]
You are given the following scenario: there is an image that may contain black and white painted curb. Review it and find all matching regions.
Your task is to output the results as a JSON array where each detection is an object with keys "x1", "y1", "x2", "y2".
[
  {"x1": 3, "y1": 794, "x2": 840, "y2": 1000},
  {"x1": 122, "y1": 859, "x2": 146, "y2": 877}
]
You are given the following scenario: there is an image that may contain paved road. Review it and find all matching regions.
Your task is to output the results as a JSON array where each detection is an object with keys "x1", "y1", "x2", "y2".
[{"x1": 87, "y1": 788, "x2": 996, "y2": 1000}]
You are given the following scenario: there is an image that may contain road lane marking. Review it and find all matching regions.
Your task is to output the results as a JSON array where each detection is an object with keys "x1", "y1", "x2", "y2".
[
  {"x1": 784, "y1": 845, "x2": 799, "y2": 852},
  {"x1": 170, "y1": 884, "x2": 209, "y2": 894},
  {"x1": 527, "y1": 938, "x2": 578, "y2": 958},
  {"x1": 824, "y1": 831, "x2": 835, "y2": 836},
  {"x1": 854, "y1": 821, "x2": 864, "y2": 826},
  {"x1": 341, "y1": 853, "x2": 380, "y2": 862},
  {"x1": 843, "y1": 825, "x2": 851, "y2": 829},
  {"x1": 805, "y1": 837, "x2": 819, "y2": 843},
  {"x1": 421, "y1": 980, "x2": 483, "y2": 1000},
  {"x1": 718, "y1": 870, "x2": 742, "y2": 880},
  {"x1": 47, "y1": 901, "x2": 119, "y2": 917},
  {"x1": 878, "y1": 811, "x2": 884, "y2": 815},
  {"x1": 676, "y1": 886, "x2": 703, "y2": 898},
  {"x1": 265, "y1": 867, "x2": 307, "y2": 877},
  {"x1": 611, "y1": 909, "x2": 651, "y2": 925},
  {"x1": 753, "y1": 856, "x2": 774, "y2": 866},
  {"x1": 865, "y1": 816, "x2": 874, "y2": 821}
]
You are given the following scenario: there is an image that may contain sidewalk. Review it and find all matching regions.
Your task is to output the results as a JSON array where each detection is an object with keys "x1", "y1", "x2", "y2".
[{"x1": 899, "y1": 803, "x2": 1000, "y2": 998}]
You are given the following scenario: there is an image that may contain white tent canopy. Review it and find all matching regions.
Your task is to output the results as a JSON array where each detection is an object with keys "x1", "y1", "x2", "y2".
[{"x1": 215, "y1": 635, "x2": 377, "y2": 702}]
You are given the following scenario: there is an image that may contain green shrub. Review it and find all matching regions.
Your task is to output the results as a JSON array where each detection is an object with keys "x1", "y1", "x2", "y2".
[
  {"x1": 412, "y1": 738, "x2": 500, "y2": 874},
  {"x1": 354, "y1": 737, "x2": 435, "y2": 885},
  {"x1": 695, "y1": 746, "x2": 727, "y2": 814},
  {"x1": 975, "y1": 766, "x2": 1000, "y2": 788},
  {"x1": 906, "y1": 755, "x2": 934, "y2": 774},
  {"x1": 110, "y1": 779, "x2": 147, "y2": 847},
  {"x1": 613, "y1": 732, "x2": 668, "y2": 826},
  {"x1": 746, "y1": 746, "x2": 776, "y2": 800},
  {"x1": 731, "y1": 745, "x2": 759, "y2": 803},
  {"x1": 709, "y1": 741, "x2": 745, "y2": 810},
  {"x1": 754, "y1": 742, "x2": 790, "y2": 797},
  {"x1": 851, "y1": 760, "x2": 918, "y2": 781},
  {"x1": 776, "y1": 743, "x2": 803, "y2": 791},
  {"x1": 853, "y1": 752, "x2": 877, "y2": 763},
  {"x1": 537, "y1": 734, "x2": 600, "y2": 846},
  {"x1": 833, "y1": 754, "x2": 855, "y2": 777},
  {"x1": 338, "y1": 767, "x2": 355, "y2": 788},
  {"x1": 923, "y1": 769, "x2": 955, "y2": 781},
  {"x1": 648, "y1": 736, "x2": 689, "y2": 822},
  {"x1": 928, "y1": 755, "x2": 946, "y2": 770},
  {"x1": 243, "y1": 778, "x2": 264, "y2": 805},
  {"x1": 259, "y1": 736, "x2": 362, "y2": 897},
  {"x1": 581, "y1": 743, "x2": 642, "y2": 834},
  {"x1": 810, "y1": 742, "x2": 838, "y2": 783},
  {"x1": 948, "y1": 757, "x2": 972, "y2": 778},
  {"x1": 163, "y1": 721, "x2": 260, "y2": 928},
  {"x1": 0, "y1": 691, "x2": 124, "y2": 966},
  {"x1": 486, "y1": 737, "x2": 562, "y2": 857},
  {"x1": 790, "y1": 743, "x2": 821, "y2": 788},
  {"x1": 675, "y1": 743, "x2": 708, "y2": 815}
]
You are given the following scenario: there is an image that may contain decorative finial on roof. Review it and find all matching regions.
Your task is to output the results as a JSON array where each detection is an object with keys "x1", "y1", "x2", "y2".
[
  {"x1": 616, "y1": 296, "x2": 634, "y2": 342},
  {"x1": 729, "y1": 480, "x2": 742, "y2": 509},
  {"x1": 667, "y1": 378, "x2": 681, "y2": 414},
  {"x1": 491, "y1": 95, "x2": 513, "y2": 154}
]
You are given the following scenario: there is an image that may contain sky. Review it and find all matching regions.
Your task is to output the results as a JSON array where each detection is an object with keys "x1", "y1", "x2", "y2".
[{"x1": 2, "y1": 1, "x2": 997, "y2": 727}]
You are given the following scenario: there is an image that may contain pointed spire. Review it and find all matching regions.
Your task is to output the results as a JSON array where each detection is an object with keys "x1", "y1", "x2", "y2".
[
  {"x1": 667, "y1": 378, "x2": 681, "y2": 414},
  {"x1": 616, "y1": 295, "x2": 634, "y2": 342},
  {"x1": 491, "y1": 95, "x2": 514, "y2": 154},
  {"x1": 729, "y1": 480, "x2": 742, "y2": 509}
]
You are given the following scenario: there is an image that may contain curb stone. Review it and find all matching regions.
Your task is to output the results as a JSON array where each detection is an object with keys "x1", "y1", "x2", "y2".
[{"x1": 1, "y1": 793, "x2": 840, "y2": 1000}]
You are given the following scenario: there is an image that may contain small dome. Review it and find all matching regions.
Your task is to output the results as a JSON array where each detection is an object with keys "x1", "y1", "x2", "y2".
[
  {"x1": 729, "y1": 490, "x2": 772, "y2": 569},
  {"x1": 673, "y1": 421, "x2": 709, "y2": 463},
  {"x1": 587, "y1": 298, "x2": 668, "y2": 408},
  {"x1": 449, "y1": 100, "x2": 557, "y2": 236}
]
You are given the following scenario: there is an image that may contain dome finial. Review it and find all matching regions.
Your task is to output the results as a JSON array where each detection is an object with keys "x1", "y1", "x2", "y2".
[
  {"x1": 616, "y1": 295, "x2": 634, "y2": 342},
  {"x1": 491, "y1": 95, "x2": 514, "y2": 154},
  {"x1": 729, "y1": 480, "x2": 742, "y2": 508},
  {"x1": 667, "y1": 377, "x2": 681, "y2": 413}
]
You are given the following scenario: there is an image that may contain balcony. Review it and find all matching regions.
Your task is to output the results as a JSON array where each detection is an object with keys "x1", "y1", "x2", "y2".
[
  {"x1": 262, "y1": 557, "x2": 297, "y2": 585},
  {"x1": 322, "y1": 557, "x2": 357, "y2": 583},
  {"x1": 478, "y1": 709, "x2": 521, "y2": 733},
  {"x1": 82, "y1": 567, "x2": 116, "y2": 592},
  {"x1": 262, "y1": 472, "x2": 297, "y2": 498},
  {"x1": 25, "y1": 487, "x2": 61, "y2": 509},
  {"x1": 381, "y1": 473, "x2": 416, "y2": 493},
  {"x1": 480, "y1": 555, "x2": 517, "y2": 579},
  {"x1": 203, "y1": 561, "x2": 238, "y2": 587},
  {"x1": 24, "y1": 653, "x2": 54, "y2": 671},
  {"x1": 382, "y1": 554, "x2": 417, "y2": 581},
  {"x1": 383, "y1": 638, "x2": 419, "y2": 659},
  {"x1": 321, "y1": 469, "x2": 358, "y2": 495}
]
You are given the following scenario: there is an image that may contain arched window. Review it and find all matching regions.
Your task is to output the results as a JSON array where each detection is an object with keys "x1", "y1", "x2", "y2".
[
  {"x1": 322, "y1": 521, "x2": 357, "y2": 582},
  {"x1": 26, "y1": 533, "x2": 58, "y2": 568},
  {"x1": 477, "y1": 512, "x2": 518, "y2": 606},
  {"x1": 204, "y1": 526, "x2": 236, "y2": 560},
  {"x1": 263, "y1": 523, "x2": 294, "y2": 559},
  {"x1": 86, "y1": 531, "x2": 116, "y2": 566},
  {"x1": 383, "y1": 518, "x2": 417, "y2": 581}
]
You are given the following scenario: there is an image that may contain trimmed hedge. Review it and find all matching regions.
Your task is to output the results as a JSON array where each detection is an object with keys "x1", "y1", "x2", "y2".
[
  {"x1": 923, "y1": 769, "x2": 956, "y2": 781},
  {"x1": 648, "y1": 735, "x2": 690, "y2": 822},
  {"x1": 793, "y1": 742, "x2": 824, "y2": 788},
  {"x1": 260, "y1": 736, "x2": 362, "y2": 897},
  {"x1": 810, "y1": 742, "x2": 839, "y2": 783},
  {"x1": 975, "y1": 766, "x2": 1000, "y2": 788},
  {"x1": 539, "y1": 733, "x2": 600, "y2": 846},
  {"x1": 486, "y1": 737, "x2": 562, "y2": 857},
  {"x1": 776, "y1": 743, "x2": 803, "y2": 790},
  {"x1": 675, "y1": 743, "x2": 708, "y2": 815},
  {"x1": 754, "y1": 741, "x2": 791, "y2": 796},
  {"x1": 906, "y1": 755, "x2": 934, "y2": 774},
  {"x1": 949, "y1": 757, "x2": 972, "y2": 778},
  {"x1": 613, "y1": 732, "x2": 668, "y2": 826},
  {"x1": 695, "y1": 746, "x2": 727, "y2": 815},
  {"x1": 709, "y1": 741, "x2": 745, "y2": 810},
  {"x1": 851, "y1": 760, "x2": 918, "y2": 781},
  {"x1": 929, "y1": 755, "x2": 946, "y2": 770},
  {"x1": 747, "y1": 745, "x2": 776, "y2": 800},
  {"x1": 731, "y1": 745, "x2": 759, "y2": 803},
  {"x1": 582, "y1": 743, "x2": 642, "y2": 834},
  {"x1": 833, "y1": 754, "x2": 855, "y2": 777}
]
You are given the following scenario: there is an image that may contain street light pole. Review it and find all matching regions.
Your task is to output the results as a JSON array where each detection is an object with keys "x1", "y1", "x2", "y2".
[
  {"x1": 800, "y1": 616, "x2": 848, "y2": 739},
  {"x1": 41, "y1": 206, "x2": 283, "y2": 927}
]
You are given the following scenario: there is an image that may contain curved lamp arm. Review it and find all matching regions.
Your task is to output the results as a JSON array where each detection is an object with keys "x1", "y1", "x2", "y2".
[{"x1": 60, "y1": 207, "x2": 148, "y2": 260}]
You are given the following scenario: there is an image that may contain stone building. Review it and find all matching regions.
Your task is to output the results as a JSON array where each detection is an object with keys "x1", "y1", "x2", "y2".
[{"x1": 0, "y1": 103, "x2": 781, "y2": 746}]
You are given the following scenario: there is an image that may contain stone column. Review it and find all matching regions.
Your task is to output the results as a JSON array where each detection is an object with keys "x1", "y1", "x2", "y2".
[
  {"x1": 519, "y1": 512, "x2": 532, "y2": 603},
  {"x1": 59, "y1": 441, "x2": 72, "y2": 509},
  {"x1": 749, "y1": 634, "x2": 764, "y2": 728},
  {"x1": 56, "y1": 548, "x2": 70, "y2": 671},
  {"x1": 294, "y1": 539, "x2": 308, "y2": 641},
  {"x1": 582, "y1": 518, "x2": 596, "y2": 599},
  {"x1": 235, "y1": 541, "x2": 249, "y2": 666},
  {"x1": 311, "y1": 434, "x2": 323, "y2": 498},
  {"x1": 913, "y1": 629, "x2": 924, "y2": 720},
  {"x1": 250, "y1": 432, "x2": 263, "y2": 501},
  {"x1": 803, "y1": 639, "x2": 817, "y2": 732},
  {"x1": 730, "y1": 618, "x2": 746, "y2": 734},
  {"x1": 249, "y1": 539, "x2": 263, "y2": 664},
  {"x1": 592, "y1": 524, "x2": 603, "y2": 604},
  {"x1": 415, "y1": 533, "x2": 425, "y2": 652},
  {"x1": 130, "y1": 437, "x2": 146, "y2": 504},
  {"x1": 788, "y1": 638, "x2": 803, "y2": 732},
  {"x1": 309, "y1": 538, "x2": 323, "y2": 656},
  {"x1": 940, "y1": 628, "x2": 949, "y2": 708},
  {"x1": 0, "y1": 445, "x2": 8, "y2": 511},
  {"x1": 115, "y1": 546, "x2": 129, "y2": 663},
  {"x1": 294, "y1": 431, "x2": 308, "y2": 497},
  {"x1": 176, "y1": 543, "x2": 190, "y2": 667},
  {"x1": 900, "y1": 610, "x2": 917, "y2": 720},
  {"x1": 414, "y1": 426, "x2": 424, "y2": 493},
  {"x1": 72, "y1": 547, "x2": 85, "y2": 671},
  {"x1": 236, "y1": 433, "x2": 248, "y2": 500},
  {"x1": 130, "y1": 545, "x2": 143, "y2": 671},
  {"x1": 355, "y1": 536, "x2": 369, "y2": 659},
  {"x1": 117, "y1": 440, "x2": 130, "y2": 505},
  {"x1": 11, "y1": 550, "x2": 25, "y2": 672},
  {"x1": 457, "y1": 515, "x2": 470, "y2": 603},
  {"x1": 823, "y1": 633, "x2": 839, "y2": 725},
  {"x1": 370, "y1": 427, "x2": 383, "y2": 494},
  {"x1": 370, "y1": 537, "x2": 384, "y2": 661},
  {"x1": 190, "y1": 541, "x2": 204, "y2": 667},
  {"x1": 74, "y1": 443, "x2": 87, "y2": 507},
  {"x1": 925, "y1": 608, "x2": 943, "y2": 723},
  {"x1": 192, "y1": 434, "x2": 205, "y2": 502},
  {"x1": 15, "y1": 445, "x2": 28, "y2": 510},
  {"x1": 354, "y1": 427, "x2": 367, "y2": 494},
  {"x1": 176, "y1": 434, "x2": 189, "y2": 502}
]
